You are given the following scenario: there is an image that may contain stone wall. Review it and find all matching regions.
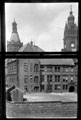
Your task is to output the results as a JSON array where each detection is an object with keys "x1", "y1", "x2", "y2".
[{"x1": 6, "y1": 101, "x2": 77, "y2": 118}]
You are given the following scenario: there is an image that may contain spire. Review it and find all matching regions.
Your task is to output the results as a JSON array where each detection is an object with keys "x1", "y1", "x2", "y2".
[
  {"x1": 12, "y1": 18, "x2": 17, "y2": 33},
  {"x1": 70, "y1": 5, "x2": 73, "y2": 15},
  {"x1": 68, "y1": 5, "x2": 75, "y2": 24}
]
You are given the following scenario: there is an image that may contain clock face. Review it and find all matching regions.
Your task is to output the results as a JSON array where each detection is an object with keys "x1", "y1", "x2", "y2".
[{"x1": 71, "y1": 43, "x2": 74, "y2": 47}]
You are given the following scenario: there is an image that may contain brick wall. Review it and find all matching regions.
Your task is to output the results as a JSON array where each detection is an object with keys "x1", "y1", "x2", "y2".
[{"x1": 6, "y1": 101, "x2": 77, "y2": 118}]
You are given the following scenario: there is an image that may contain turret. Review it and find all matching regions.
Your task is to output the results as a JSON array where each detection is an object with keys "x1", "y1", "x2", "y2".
[{"x1": 7, "y1": 19, "x2": 23, "y2": 52}]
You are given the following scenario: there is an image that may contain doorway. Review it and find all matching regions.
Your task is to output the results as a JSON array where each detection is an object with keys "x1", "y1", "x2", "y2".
[{"x1": 69, "y1": 86, "x2": 75, "y2": 92}]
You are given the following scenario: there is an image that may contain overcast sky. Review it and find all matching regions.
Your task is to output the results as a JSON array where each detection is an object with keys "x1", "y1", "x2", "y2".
[{"x1": 5, "y1": 3, "x2": 78, "y2": 51}]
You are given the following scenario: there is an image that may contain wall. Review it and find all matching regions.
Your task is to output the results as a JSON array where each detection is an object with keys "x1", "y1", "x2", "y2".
[{"x1": 6, "y1": 101, "x2": 77, "y2": 118}]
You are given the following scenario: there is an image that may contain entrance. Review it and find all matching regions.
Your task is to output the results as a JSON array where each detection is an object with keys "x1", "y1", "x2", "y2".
[
  {"x1": 69, "y1": 86, "x2": 75, "y2": 92},
  {"x1": 34, "y1": 86, "x2": 39, "y2": 92}
]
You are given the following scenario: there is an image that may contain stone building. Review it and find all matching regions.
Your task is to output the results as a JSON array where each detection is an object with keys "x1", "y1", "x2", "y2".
[
  {"x1": 6, "y1": 58, "x2": 77, "y2": 93},
  {"x1": 40, "y1": 59, "x2": 77, "y2": 92},
  {"x1": 62, "y1": 6, "x2": 78, "y2": 52},
  {"x1": 6, "y1": 6, "x2": 78, "y2": 93}
]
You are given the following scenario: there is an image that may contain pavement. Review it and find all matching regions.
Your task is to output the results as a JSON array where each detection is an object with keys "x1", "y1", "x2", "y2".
[{"x1": 23, "y1": 92, "x2": 77, "y2": 102}]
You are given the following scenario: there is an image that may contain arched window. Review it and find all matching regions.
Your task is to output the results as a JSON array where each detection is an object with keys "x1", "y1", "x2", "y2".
[
  {"x1": 34, "y1": 76, "x2": 39, "y2": 83},
  {"x1": 34, "y1": 86, "x2": 39, "y2": 92},
  {"x1": 34, "y1": 64, "x2": 39, "y2": 72}
]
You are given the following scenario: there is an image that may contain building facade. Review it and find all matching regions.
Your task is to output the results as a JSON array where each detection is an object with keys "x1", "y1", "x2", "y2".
[
  {"x1": 6, "y1": 58, "x2": 77, "y2": 93},
  {"x1": 6, "y1": 6, "x2": 78, "y2": 93}
]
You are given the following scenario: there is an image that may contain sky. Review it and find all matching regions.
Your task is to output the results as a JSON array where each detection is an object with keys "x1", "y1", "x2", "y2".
[{"x1": 5, "y1": 3, "x2": 78, "y2": 52}]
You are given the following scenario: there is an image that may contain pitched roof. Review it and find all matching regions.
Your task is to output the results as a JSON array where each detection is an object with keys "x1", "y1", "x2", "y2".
[
  {"x1": 10, "y1": 87, "x2": 24, "y2": 93},
  {"x1": 19, "y1": 42, "x2": 44, "y2": 52},
  {"x1": 39, "y1": 59, "x2": 74, "y2": 66},
  {"x1": 6, "y1": 85, "x2": 15, "y2": 93}
]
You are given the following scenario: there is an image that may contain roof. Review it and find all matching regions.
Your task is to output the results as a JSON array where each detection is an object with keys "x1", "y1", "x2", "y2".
[
  {"x1": 10, "y1": 87, "x2": 24, "y2": 93},
  {"x1": 10, "y1": 32, "x2": 21, "y2": 43},
  {"x1": 6, "y1": 85, "x2": 15, "y2": 93},
  {"x1": 7, "y1": 58, "x2": 74, "y2": 66},
  {"x1": 19, "y1": 42, "x2": 44, "y2": 52},
  {"x1": 39, "y1": 59, "x2": 74, "y2": 66},
  {"x1": 7, "y1": 59, "x2": 17, "y2": 63}
]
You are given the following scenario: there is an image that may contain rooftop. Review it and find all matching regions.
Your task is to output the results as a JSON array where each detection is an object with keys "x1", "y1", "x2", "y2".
[
  {"x1": 40, "y1": 59, "x2": 74, "y2": 66},
  {"x1": 19, "y1": 41, "x2": 44, "y2": 52}
]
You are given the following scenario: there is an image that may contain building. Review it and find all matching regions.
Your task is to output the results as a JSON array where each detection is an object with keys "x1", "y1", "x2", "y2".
[
  {"x1": 6, "y1": 6, "x2": 78, "y2": 93},
  {"x1": 7, "y1": 6, "x2": 78, "y2": 52},
  {"x1": 62, "y1": 6, "x2": 78, "y2": 52},
  {"x1": 6, "y1": 58, "x2": 77, "y2": 93},
  {"x1": 7, "y1": 19, "x2": 44, "y2": 52}
]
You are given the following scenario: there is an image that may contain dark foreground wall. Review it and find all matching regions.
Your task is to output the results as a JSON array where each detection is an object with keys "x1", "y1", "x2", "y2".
[{"x1": 6, "y1": 101, "x2": 77, "y2": 118}]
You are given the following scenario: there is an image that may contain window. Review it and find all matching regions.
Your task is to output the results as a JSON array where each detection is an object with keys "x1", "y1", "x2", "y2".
[
  {"x1": 24, "y1": 75, "x2": 28, "y2": 83},
  {"x1": 55, "y1": 75, "x2": 60, "y2": 82},
  {"x1": 24, "y1": 63, "x2": 28, "y2": 72},
  {"x1": 30, "y1": 63, "x2": 32, "y2": 72},
  {"x1": 55, "y1": 66, "x2": 60, "y2": 72},
  {"x1": 55, "y1": 85, "x2": 60, "y2": 90},
  {"x1": 47, "y1": 66, "x2": 52, "y2": 72},
  {"x1": 58, "y1": 67, "x2": 60, "y2": 72},
  {"x1": 41, "y1": 85, "x2": 44, "y2": 91},
  {"x1": 41, "y1": 75, "x2": 44, "y2": 82},
  {"x1": 34, "y1": 64, "x2": 39, "y2": 72},
  {"x1": 47, "y1": 75, "x2": 52, "y2": 82},
  {"x1": 63, "y1": 85, "x2": 68, "y2": 90},
  {"x1": 55, "y1": 85, "x2": 57, "y2": 90},
  {"x1": 63, "y1": 85, "x2": 65, "y2": 89},
  {"x1": 50, "y1": 75, "x2": 52, "y2": 82},
  {"x1": 66, "y1": 85, "x2": 68, "y2": 89},
  {"x1": 63, "y1": 76, "x2": 68, "y2": 82},
  {"x1": 49, "y1": 85, "x2": 52, "y2": 91},
  {"x1": 63, "y1": 76, "x2": 65, "y2": 82},
  {"x1": 34, "y1": 76, "x2": 39, "y2": 83},
  {"x1": 34, "y1": 86, "x2": 39, "y2": 92},
  {"x1": 55, "y1": 67, "x2": 57, "y2": 72},
  {"x1": 13, "y1": 64, "x2": 16, "y2": 71}
]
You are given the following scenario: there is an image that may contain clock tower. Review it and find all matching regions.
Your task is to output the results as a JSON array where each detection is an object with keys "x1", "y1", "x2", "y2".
[{"x1": 62, "y1": 6, "x2": 78, "y2": 52}]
